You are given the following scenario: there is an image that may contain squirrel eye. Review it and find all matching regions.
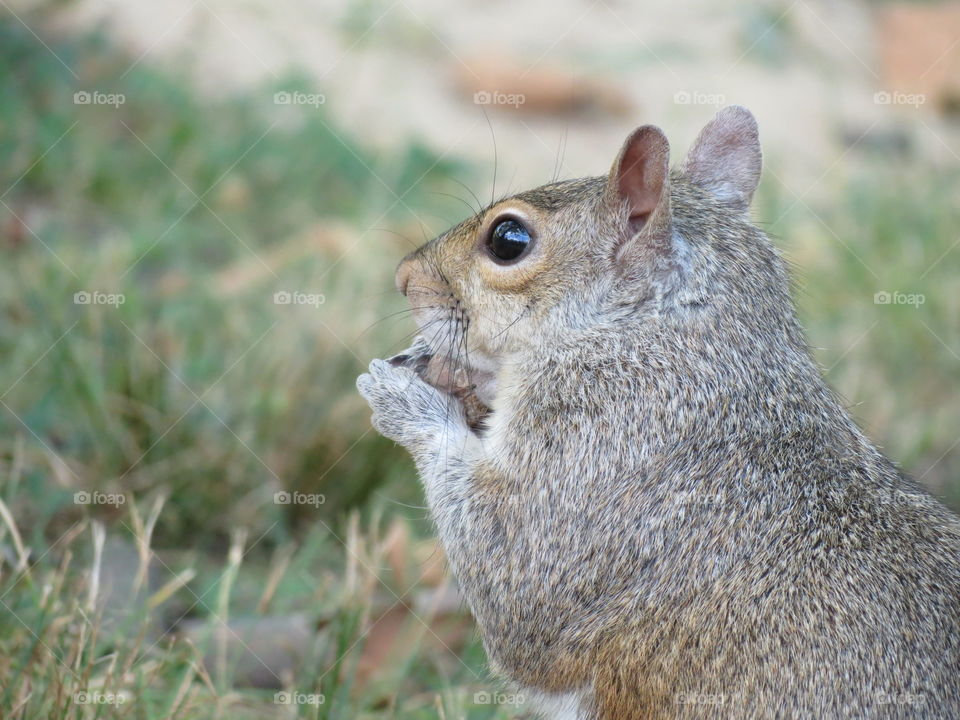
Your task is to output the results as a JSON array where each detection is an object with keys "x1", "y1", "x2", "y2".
[{"x1": 486, "y1": 219, "x2": 531, "y2": 262}]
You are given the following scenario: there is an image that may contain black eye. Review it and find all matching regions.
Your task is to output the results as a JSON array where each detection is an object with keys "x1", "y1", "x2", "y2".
[{"x1": 486, "y1": 219, "x2": 532, "y2": 262}]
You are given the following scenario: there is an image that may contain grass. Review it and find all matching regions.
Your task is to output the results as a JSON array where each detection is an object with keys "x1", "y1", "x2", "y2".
[
  {"x1": 0, "y1": 496, "x2": 505, "y2": 719},
  {"x1": 0, "y1": 5, "x2": 958, "y2": 719},
  {"x1": 0, "y1": 14, "x2": 475, "y2": 549}
]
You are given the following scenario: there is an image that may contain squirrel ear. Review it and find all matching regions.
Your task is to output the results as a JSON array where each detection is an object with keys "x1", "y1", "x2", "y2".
[
  {"x1": 681, "y1": 105, "x2": 761, "y2": 211},
  {"x1": 606, "y1": 125, "x2": 671, "y2": 256}
]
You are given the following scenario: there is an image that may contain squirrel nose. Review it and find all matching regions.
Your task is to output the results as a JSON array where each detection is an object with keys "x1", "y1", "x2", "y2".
[{"x1": 395, "y1": 258, "x2": 413, "y2": 296}]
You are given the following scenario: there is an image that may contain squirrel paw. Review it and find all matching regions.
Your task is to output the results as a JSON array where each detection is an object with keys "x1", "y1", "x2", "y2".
[{"x1": 357, "y1": 358, "x2": 462, "y2": 447}]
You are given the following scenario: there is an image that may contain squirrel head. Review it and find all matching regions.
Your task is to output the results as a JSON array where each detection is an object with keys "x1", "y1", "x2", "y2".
[{"x1": 396, "y1": 106, "x2": 766, "y2": 404}]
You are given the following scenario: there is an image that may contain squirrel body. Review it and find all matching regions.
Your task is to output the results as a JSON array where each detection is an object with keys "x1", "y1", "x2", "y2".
[{"x1": 358, "y1": 107, "x2": 960, "y2": 719}]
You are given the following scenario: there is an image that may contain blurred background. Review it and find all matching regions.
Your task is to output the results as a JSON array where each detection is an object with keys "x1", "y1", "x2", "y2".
[{"x1": 0, "y1": 0, "x2": 958, "y2": 717}]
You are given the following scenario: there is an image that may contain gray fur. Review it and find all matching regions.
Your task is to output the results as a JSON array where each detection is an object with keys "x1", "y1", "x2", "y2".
[{"x1": 358, "y1": 107, "x2": 960, "y2": 720}]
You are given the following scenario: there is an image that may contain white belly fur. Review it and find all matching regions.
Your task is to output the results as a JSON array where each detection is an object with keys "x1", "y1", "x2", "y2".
[{"x1": 526, "y1": 689, "x2": 592, "y2": 720}]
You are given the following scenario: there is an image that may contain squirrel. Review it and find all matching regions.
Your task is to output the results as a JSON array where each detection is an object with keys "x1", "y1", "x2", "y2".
[{"x1": 357, "y1": 106, "x2": 960, "y2": 719}]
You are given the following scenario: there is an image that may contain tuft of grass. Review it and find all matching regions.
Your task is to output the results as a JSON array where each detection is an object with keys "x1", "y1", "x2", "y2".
[{"x1": 0, "y1": 487, "x2": 520, "y2": 719}]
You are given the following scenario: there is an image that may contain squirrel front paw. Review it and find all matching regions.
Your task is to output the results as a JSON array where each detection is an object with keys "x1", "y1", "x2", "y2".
[{"x1": 357, "y1": 358, "x2": 463, "y2": 448}]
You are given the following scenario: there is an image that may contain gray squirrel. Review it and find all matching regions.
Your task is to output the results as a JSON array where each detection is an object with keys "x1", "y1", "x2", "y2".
[{"x1": 357, "y1": 106, "x2": 960, "y2": 719}]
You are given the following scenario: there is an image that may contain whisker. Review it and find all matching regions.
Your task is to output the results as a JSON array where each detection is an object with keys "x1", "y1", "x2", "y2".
[
  {"x1": 449, "y1": 177, "x2": 485, "y2": 217},
  {"x1": 483, "y1": 107, "x2": 498, "y2": 206},
  {"x1": 372, "y1": 227, "x2": 420, "y2": 251},
  {"x1": 432, "y1": 191, "x2": 480, "y2": 219},
  {"x1": 355, "y1": 306, "x2": 445, "y2": 340},
  {"x1": 493, "y1": 304, "x2": 528, "y2": 341},
  {"x1": 388, "y1": 317, "x2": 448, "y2": 354}
]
